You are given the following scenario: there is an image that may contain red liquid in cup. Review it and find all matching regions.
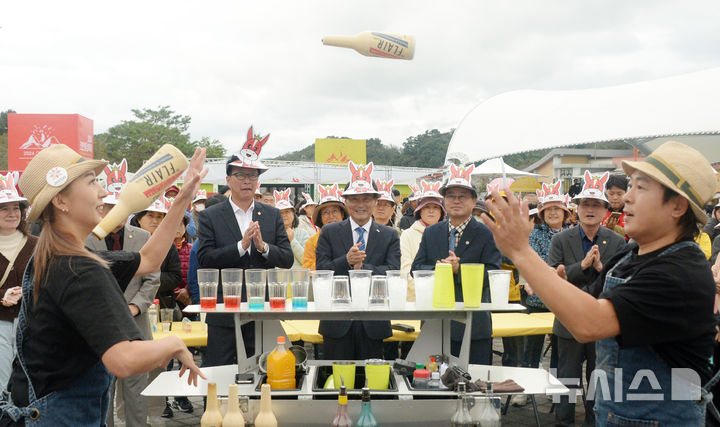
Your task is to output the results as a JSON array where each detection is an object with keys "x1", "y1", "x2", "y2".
[
  {"x1": 269, "y1": 297, "x2": 286, "y2": 310},
  {"x1": 224, "y1": 295, "x2": 240, "y2": 309},
  {"x1": 200, "y1": 297, "x2": 217, "y2": 310}
]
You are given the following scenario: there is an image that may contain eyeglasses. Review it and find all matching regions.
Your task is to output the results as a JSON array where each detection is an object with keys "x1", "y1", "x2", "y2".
[
  {"x1": 444, "y1": 193, "x2": 470, "y2": 201},
  {"x1": 230, "y1": 172, "x2": 258, "y2": 181}
]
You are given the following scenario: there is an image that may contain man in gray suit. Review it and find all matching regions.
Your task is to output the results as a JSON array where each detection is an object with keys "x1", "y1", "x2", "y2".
[
  {"x1": 547, "y1": 171, "x2": 627, "y2": 427},
  {"x1": 87, "y1": 195, "x2": 160, "y2": 427}
]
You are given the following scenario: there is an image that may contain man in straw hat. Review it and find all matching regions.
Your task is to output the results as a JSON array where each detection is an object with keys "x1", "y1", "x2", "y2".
[{"x1": 482, "y1": 141, "x2": 717, "y2": 425}]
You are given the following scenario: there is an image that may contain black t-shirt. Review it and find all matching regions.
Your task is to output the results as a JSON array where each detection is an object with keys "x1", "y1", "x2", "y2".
[
  {"x1": 595, "y1": 242, "x2": 716, "y2": 382},
  {"x1": 8, "y1": 250, "x2": 143, "y2": 407}
]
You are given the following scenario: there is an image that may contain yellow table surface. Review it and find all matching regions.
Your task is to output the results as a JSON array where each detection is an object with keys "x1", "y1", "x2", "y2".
[
  {"x1": 282, "y1": 320, "x2": 422, "y2": 344},
  {"x1": 153, "y1": 321, "x2": 208, "y2": 347},
  {"x1": 153, "y1": 313, "x2": 555, "y2": 347},
  {"x1": 491, "y1": 312, "x2": 555, "y2": 337}
]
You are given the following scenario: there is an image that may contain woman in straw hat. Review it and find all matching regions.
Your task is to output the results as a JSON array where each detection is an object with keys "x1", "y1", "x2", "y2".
[
  {"x1": 0, "y1": 174, "x2": 36, "y2": 395},
  {"x1": 0, "y1": 145, "x2": 207, "y2": 426},
  {"x1": 482, "y1": 141, "x2": 716, "y2": 425}
]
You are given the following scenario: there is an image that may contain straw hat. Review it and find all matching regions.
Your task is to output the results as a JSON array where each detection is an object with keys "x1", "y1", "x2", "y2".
[
  {"x1": 622, "y1": 141, "x2": 716, "y2": 225},
  {"x1": 19, "y1": 144, "x2": 107, "y2": 222}
]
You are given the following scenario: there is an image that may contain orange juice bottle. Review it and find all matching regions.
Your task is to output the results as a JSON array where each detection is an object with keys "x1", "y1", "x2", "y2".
[{"x1": 266, "y1": 336, "x2": 296, "y2": 389}]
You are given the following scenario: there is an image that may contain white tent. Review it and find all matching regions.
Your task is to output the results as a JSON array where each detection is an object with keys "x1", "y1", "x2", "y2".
[
  {"x1": 471, "y1": 157, "x2": 540, "y2": 177},
  {"x1": 445, "y1": 68, "x2": 720, "y2": 164}
]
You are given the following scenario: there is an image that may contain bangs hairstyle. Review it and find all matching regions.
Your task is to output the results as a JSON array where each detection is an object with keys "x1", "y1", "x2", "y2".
[
  {"x1": 663, "y1": 187, "x2": 700, "y2": 242},
  {"x1": 281, "y1": 207, "x2": 299, "y2": 228},
  {"x1": 32, "y1": 201, "x2": 109, "y2": 304}
]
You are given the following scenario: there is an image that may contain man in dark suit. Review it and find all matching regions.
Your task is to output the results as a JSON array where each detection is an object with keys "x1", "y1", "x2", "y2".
[
  {"x1": 316, "y1": 162, "x2": 400, "y2": 359},
  {"x1": 412, "y1": 163, "x2": 501, "y2": 364},
  {"x1": 197, "y1": 136, "x2": 293, "y2": 367},
  {"x1": 547, "y1": 172, "x2": 627, "y2": 427}
]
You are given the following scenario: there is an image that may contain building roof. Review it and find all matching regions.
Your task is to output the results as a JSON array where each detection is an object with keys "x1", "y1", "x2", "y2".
[{"x1": 524, "y1": 148, "x2": 636, "y2": 172}]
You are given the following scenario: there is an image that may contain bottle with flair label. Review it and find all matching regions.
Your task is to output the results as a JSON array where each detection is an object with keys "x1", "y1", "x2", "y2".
[
  {"x1": 92, "y1": 144, "x2": 189, "y2": 239},
  {"x1": 322, "y1": 31, "x2": 415, "y2": 60}
]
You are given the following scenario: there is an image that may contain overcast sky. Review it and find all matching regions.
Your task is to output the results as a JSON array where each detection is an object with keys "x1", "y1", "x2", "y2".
[{"x1": 2, "y1": 1, "x2": 720, "y2": 159}]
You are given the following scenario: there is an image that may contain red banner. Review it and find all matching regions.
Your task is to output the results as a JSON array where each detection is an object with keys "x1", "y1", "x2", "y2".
[{"x1": 8, "y1": 114, "x2": 94, "y2": 171}]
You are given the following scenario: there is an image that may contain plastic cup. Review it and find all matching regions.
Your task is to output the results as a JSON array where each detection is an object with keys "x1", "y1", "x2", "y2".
[
  {"x1": 433, "y1": 263, "x2": 456, "y2": 308},
  {"x1": 386, "y1": 270, "x2": 408, "y2": 310},
  {"x1": 245, "y1": 269, "x2": 267, "y2": 311},
  {"x1": 311, "y1": 270, "x2": 333, "y2": 310},
  {"x1": 349, "y1": 270, "x2": 372, "y2": 310},
  {"x1": 332, "y1": 361, "x2": 356, "y2": 389},
  {"x1": 198, "y1": 268, "x2": 218, "y2": 310},
  {"x1": 365, "y1": 359, "x2": 391, "y2": 390},
  {"x1": 331, "y1": 276, "x2": 351, "y2": 309},
  {"x1": 160, "y1": 308, "x2": 173, "y2": 332},
  {"x1": 413, "y1": 270, "x2": 435, "y2": 309},
  {"x1": 368, "y1": 276, "x2": 388, "y2": 310},
  {"x1": 461, "y1": 263, "x2": 485, "y2": 308},
  {"x1": 290, "y1": 268, "x2": 310, "y2": 310},
  {"x1": 488, "y1": 270, "x2": 511, "y2": 306},
  {"x1": 221, "y1": 268, "x2": 242, "y2": 310},
  {"x1": 268, "y1": 268, "x2": 288, "y2": 311}
]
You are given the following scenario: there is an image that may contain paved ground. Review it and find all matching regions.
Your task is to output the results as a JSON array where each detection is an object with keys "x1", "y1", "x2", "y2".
[{"x1": 127, "y1": 338, "x2": 587, "y2": 426}]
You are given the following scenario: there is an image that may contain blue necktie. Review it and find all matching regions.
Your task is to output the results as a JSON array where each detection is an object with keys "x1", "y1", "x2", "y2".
[
  {"x1": 449, "y1": 228, "x2": 458, "y2": 252},
  {"x1": 356, "y1": 227, "x2": 366, "y2": 251}
]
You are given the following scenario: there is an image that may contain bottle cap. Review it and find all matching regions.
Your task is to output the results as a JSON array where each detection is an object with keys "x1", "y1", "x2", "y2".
[
  {"x1": 277, "y1": 336, "x2": 286, "y2": 343},
  {"x1": 415, "y1": 363, "x2": 425, "y2": 370},
  {"x1": 413, "y1": 369, "x2": 431, "y2": 379},
  {"x1": 153, "y1": 299, "x2": 159, "y2": 305}
]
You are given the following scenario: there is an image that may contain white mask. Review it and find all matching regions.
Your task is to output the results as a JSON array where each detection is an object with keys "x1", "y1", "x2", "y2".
[{"x1": 194, "y1": 203, "x2": 205, "y2": 212}]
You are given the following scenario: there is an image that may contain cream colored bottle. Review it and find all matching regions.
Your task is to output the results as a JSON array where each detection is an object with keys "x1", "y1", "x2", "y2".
[
  {"x1": 254, "y1": 384, "x2": 278, "y2": 427},
  {"x1": 92, "y1": 143, "x2": 189, "y2": 238},
  {"x1": 223, "y1": 384, "x2": 246, "y2": 426},
  {"x1": 201, "y1": 382, "x2": 224, "y2": 427},
  {"x1": 322, "y1": 31, "x2": 415, "y2": 60}
]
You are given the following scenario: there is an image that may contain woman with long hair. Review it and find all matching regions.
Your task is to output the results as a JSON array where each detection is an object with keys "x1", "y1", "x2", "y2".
[
  {"x1": 275, "y1": 191, "x2": 309, "y2": 268},
  {"x1": 0, "y1": 145, "x2": 206, "y2": 426}
]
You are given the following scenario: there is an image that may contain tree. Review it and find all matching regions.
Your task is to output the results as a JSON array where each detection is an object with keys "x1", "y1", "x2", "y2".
[
  {"x1": 0, "y1": 110, "x2": 16, "y2": 136},
  {"x1": 99, "y1": 106, "x2": 224, "y2": 170},
  {"x1": 0, "y1": 134, "x2": 7, "y2": 170},
  {"x1": 195, "y1": 136, "x2": 226, "y2": 159}
]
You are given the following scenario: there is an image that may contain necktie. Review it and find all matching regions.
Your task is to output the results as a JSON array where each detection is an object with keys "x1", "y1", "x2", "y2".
[
  {"x1": 449, "y1": 228, "x2": 458, "y2": 252},
  {"x1": 110, "y1": 233, "x2": 122, "y2": 251},
  {"x1": 356, "y1": 227, "x2": 366, "y2": 251}
]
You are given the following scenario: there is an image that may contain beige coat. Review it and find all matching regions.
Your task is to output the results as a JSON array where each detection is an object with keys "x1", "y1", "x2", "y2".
[{"x1": 399, "y1": 220, "x2": 426, "y2": 302}]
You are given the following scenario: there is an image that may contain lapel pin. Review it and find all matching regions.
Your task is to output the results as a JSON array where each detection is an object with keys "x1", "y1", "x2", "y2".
[
  {"x1": 465, "y1": 241, "x2": 470, "y2": 245},
  {"x1": 128, "y1": 235, "x2": 133, "y2": 239},
  {"x1": 258, "y1": 211, "x2": 262, "y2": 216},
  {"x1": 602, "y1": 240, "x2": 606, "y2": 245}
]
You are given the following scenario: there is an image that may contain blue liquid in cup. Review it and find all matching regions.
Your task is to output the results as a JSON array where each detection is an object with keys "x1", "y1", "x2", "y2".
[
  {"x1": 248, "y1": 297, "x2": 265, "y2": 311},
  {"x1": 292, "y1": 297, "x2": 308, "y2": 310}
]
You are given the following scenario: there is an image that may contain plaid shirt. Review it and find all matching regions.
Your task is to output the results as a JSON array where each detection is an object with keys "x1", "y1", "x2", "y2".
[{"x1": 448, "y1": 216, "x2": 472, "y2": 248}]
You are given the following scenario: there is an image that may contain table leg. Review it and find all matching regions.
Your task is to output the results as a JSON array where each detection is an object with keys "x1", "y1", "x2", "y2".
[{"x1": 530, "y1": 395, "x2": 541, "y2": 427}]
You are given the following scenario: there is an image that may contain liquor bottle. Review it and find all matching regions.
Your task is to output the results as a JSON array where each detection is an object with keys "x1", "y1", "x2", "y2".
[
  {"x1": 200, "y1": 382, "x2": 223, "y2": 427},
  {"x1": 450, "y1": 382, "x2": 474, "y2": 427},
  {"x1": 331, "y1": 380, "x2": 353, "y2": 427},
  {"x1": 322, "y1": 31, "x2": 415, "y2": 60},
  {"x1": 355, "y1": 387, "x2": 378, "y2": 427},
  {"x1": 92, "y1": 144, "x2": 189, "y2": 238},
  {"x1": 223, "y1": 383, "x2": 246, "y2": 426},
  {"x1": 254, "y1": 384, "x2": 278, "y2": 427}
]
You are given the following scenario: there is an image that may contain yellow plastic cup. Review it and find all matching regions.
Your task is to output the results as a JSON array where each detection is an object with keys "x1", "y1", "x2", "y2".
[
  {"x1": 332, "y1": 361, "x2": 356, "y2": 389},
  {"x1": 461, "y1": 263, "x2": 485, "y2": 307},
  {"x1": 365, "y1": 360, "x2": 390, "y2": 390},
  {"x1": 433, "y1": 263, "x2": 456, "y2": 308}
]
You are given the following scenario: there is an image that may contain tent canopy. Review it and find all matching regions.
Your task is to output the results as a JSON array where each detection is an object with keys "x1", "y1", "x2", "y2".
[
  {"x1": 471, "y1": 157, "x2": 540, "y2": 177},
  {"x1": 446, "y1": 68, "x2": 720, "y2": 164}
]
